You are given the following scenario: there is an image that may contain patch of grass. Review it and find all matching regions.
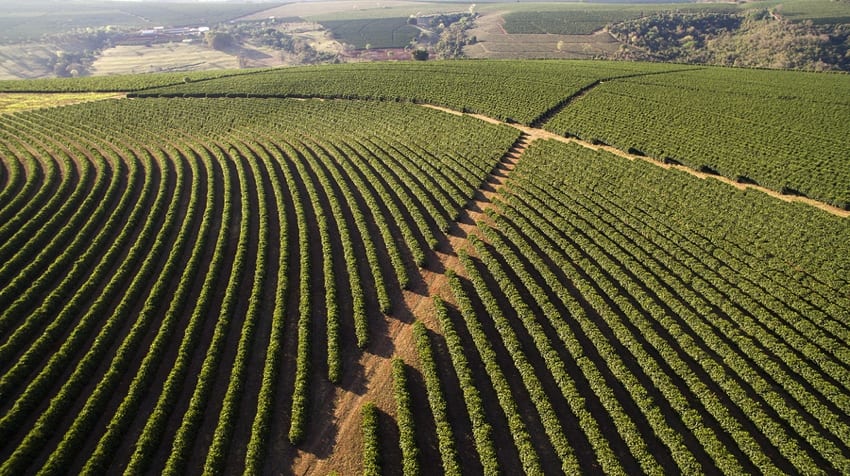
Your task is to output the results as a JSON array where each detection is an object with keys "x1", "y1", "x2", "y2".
[{"x1": 0, "y1": 92, "x2": 121, "y2": 113}]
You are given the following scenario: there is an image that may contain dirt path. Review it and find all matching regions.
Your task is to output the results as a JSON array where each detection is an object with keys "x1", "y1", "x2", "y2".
[
  {"x1": 424, "y1": 105, "x2": 850, "y2": 219},
  {"x1": 289, "y1": 131, "x2": 532, "y2": 475},
  {"x1": 97, "y1": 94, "x2": 846, "y2": 473},
  {"x1": 291, "y1": 100, "x2": 849, "y2": 469}
]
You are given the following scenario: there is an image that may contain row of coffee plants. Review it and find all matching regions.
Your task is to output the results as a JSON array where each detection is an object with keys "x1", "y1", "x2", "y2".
[
  {"x1": 468, "y1": 138, "x2": 850, "y2": 474},
  {"x1": 0, "y1": 69, "x2": 264, "y2": 93},
  {"x1": 132, "y1": 60, "x2": 684, "y2": 124},
  {"x1": 412, "y1": 321, "x2": 461, "y2": 475},
  {"x1": 361, "y1": 402, "x2": 381, "y2": 476},
  {"x1": 391, "y1": 358, "x2": 420, "y2": 476},
  {"x1": 0, "y1": 97, "x2": 516, "y2": 473},
  {"x1": 545, "y1": 67, "x2": 850, "y2": 208}
]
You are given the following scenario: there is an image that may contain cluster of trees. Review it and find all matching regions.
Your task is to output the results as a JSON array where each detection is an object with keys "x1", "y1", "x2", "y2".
[
  {"x1": 707, "y1": 15, "x2": 850, "y2": 71},
  {"x1": 33, "y1": 28, "x2": 117, "y2": 77},
  {"x1": 211, "y1": 22, "x2": 339, "y2": 65},
  {"x1": 407, "y1": 12, "x2": 478, "y2": 60},
  {"x1": 48, "y1": 51, "x2": 94, "y2": 78},
  {"x1": 609, "y1": 12, "x2": 742, "y2": 60},
  {"x1": 609, "y1": 9, "x2": 850, "y2": 71},
  {"x1": 37, "y1": 17, "x2": 339, "y2": 79},
  {"x1": 434, "y1": 17, "x2": 476, "y2": 59}
]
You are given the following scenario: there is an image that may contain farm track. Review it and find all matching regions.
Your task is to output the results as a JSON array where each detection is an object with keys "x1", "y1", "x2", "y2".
[
  {"x1": 494, "y1": 141, "x2": 850, "y2": 472},
  {"x1": 207, "y1": 125, "x2": 450, "y2": 467},
  {"x1": 422, "y1": 104, "x2": 850, "y2": 218},
  {"x1": 529, "y1": 68, "x2": 703, "y2": 129},
  {"x1": 10, "y1": 92, "x2": 848, "y2": 219},
  {"x1": 286, "y1": 132, "x2": 530, "y2": 475}
]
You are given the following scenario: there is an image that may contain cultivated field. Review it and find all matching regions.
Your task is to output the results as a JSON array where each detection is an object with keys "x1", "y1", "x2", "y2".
[
  {"x1": 91, "y1": 44, "x2": 241, "y2": 76},
  {"x1": 0, "y1": 92, "x2": 121, "y2": 114},
  {"x1": 463, "y1": 13, "x2": 620, "y2": 60},
  {"x1": 0, "y1": 60, "x2": 849, "y2": 475},
  {"x1": 0, "y1": 44, "x2": 60, "y2": 81}
]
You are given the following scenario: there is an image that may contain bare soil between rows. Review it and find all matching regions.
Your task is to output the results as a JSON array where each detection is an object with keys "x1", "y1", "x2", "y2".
[
  {"x1": 267, "y1": 98, "x2": 848, "y2": 473},
  {"x1": 284, "y1": 131, "x2": 530, "y2": 474}
]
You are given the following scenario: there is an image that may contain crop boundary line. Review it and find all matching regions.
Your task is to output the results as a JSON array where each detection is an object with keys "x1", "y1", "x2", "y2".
[
  {"x1": 128, "y1": 93, "x2": 847, "y2": 218},
  {"x1": 421, "y1": 104, "x2": 850, "y2": 219},
  {"x1": 528, "y1": 67, "x2": 704, "y2": 128},
  {"x1": 278, "y1": 131, "x2": 532, "y2": 475}
]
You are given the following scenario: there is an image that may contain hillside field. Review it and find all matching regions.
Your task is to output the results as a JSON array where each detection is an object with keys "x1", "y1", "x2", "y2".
[{"x1": 0, "y1": 60, "x2": 849, "y2": 475}]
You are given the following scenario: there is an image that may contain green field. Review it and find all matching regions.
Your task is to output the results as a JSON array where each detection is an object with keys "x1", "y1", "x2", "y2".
[
  {"x1": 0, "y1": 68, "x2": 264, "y2": 93},
  {"x1": 0, "y1": 92, "x2": 121, "y2": 113},
  {"x1": 320, "y1": 17, "x2": 420, "y2": 49},
  {"x1": 503, "y1": 10, "x2": 646, "y2": 35},
  {"x1": 121, "y1": 60, "x2": 850, "y2": 207},
  {"x1": 131, "y1": 60, "x2": 684, "y2": 122},
  {"x1": 754, "y1": 0, "x2": 850, "y2": 24},
  {"x1": 0, "y1": 60, "x2": 848, "y2": 475},
  {"x1": 544, "y1": 67, "x2": 850, "y2": 208}
]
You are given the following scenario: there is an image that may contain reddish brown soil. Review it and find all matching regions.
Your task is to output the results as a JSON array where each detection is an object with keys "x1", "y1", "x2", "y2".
[
  {"x1": 290, "y1": 100, "x2": 848, "y2": 473},
  {"x1": 8, "y1": 95, "x2": 843, "y2": 475},
  {"x1": 286, "y1": 130, "x2": 531, "y2": 475},
  {"x1": 427, "y1": 104, "x2": 850, "y2": 219}
]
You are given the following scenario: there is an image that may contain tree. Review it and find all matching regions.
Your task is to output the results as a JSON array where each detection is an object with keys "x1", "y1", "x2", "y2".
[
  {"x1": 412, "y1": 49, "x2": 429, "y2": 60},
  {"x1": 206, "y1": 32, "x2": 234, "y2": 51}
]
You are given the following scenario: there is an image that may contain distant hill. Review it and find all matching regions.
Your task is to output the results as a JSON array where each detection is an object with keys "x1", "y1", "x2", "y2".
[{"x1": 1, "y1": 0, "x2": 849, "y2": 79}]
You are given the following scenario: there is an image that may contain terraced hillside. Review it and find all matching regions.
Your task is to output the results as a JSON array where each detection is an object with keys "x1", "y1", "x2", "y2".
[{"x1": 0, "y1": 60, "x2": 848, "y2": 475}]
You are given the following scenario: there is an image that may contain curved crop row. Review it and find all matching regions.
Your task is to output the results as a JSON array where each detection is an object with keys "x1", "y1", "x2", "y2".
[{"x1": 478, "y1": 138, "x2": 850, "y2": 474}]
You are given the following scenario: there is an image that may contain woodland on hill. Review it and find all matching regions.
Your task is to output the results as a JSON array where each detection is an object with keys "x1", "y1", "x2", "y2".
[{"x1": 609, "y1": 9, "x2": 850, "y2": 71}]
